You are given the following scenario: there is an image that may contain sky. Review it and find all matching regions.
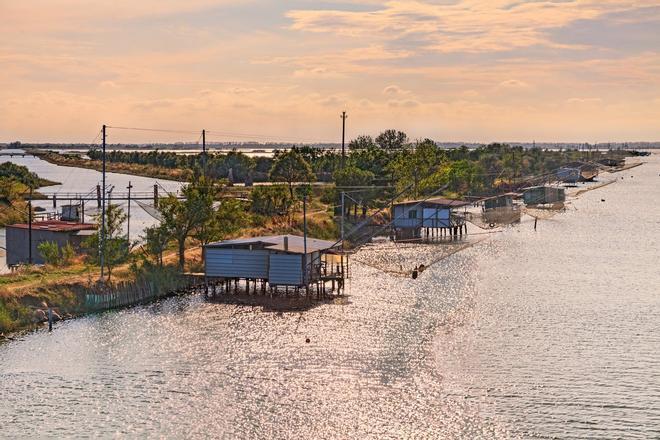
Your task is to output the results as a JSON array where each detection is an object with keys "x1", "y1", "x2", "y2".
[{"x1": 1, "y1": 0, "x2": 659, "y2": 144}]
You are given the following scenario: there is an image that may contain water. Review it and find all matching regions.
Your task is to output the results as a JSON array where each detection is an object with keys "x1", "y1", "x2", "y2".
[
  {"x1": 1, "y1": 155, "x2": 658, "y2": 438},
  {"x1": 0, "y1": 151, "x2": 183, "y2": 270}
]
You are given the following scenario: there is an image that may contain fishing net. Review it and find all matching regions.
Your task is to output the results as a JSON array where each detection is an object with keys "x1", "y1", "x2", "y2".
[
  {"x1": 135, "y1": 200, "x2": 163, "y2": 221},
  {"x1": 351, "y1": 237, "x2": 488, "y2": 278}
]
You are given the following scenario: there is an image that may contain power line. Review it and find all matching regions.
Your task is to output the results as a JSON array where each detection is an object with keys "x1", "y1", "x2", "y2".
[{"x1": 106, "y1": 126, "x2": 200, "y2": 135}]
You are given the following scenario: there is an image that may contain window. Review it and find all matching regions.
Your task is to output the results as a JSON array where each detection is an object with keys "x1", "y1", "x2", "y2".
[{"x1": 408, "y1": 210, "x2": 417, "y2": 219}]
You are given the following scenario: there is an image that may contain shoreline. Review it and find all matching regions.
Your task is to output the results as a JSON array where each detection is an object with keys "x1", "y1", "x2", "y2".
[
  {"x1": 31, "y1": 149, "x2": 191, "y2": 182},
  {"x1": 0, "y1": 158, "x2": 643, "y2": 337}
]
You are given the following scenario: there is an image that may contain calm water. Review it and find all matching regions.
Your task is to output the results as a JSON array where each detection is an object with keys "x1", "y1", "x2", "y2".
[
  {"x1": 1, "y1": 155, "x2": 658, "y2": 438},
  {"x1": 0, "y1": 151, "x2": 183, "y2": 270}
]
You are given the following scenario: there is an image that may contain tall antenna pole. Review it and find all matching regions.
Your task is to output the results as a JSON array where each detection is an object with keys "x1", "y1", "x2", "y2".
[
  {"x1": 100, "y1": 124, "x2": 107, "y2": 280},
  {"x1": 340, "y1": 111, "x2": 347, "y2": 169}
]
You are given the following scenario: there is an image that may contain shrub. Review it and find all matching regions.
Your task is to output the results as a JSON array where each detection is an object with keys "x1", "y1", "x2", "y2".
[
  {"x1": 38, "y1": 241, "x2": 62, "y2": 266},
  {"x1": 61, "y1": 243, "x2": 75, "y2": 265}
]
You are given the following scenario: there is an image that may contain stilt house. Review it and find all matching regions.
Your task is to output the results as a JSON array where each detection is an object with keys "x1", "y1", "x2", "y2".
[{"x1": 391, "y1": 198, "x2": 470, "y2": 241}]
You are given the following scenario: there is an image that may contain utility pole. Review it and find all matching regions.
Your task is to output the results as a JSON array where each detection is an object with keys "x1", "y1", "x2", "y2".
[
  {"x1": 202, "y1": 129, "x2": 207, "y2": 177},
  {"x1": 340, "y1": 111, "x2": 347, "y2": 169},
  {"x1": 340, "y1": 191, "x2": 345, "y2": 250},
  {"x1": 100, "y1": 124, "x2": 107, "y2": 280},
  {"x1": 303, "y1": 194, "x2": 308, "y2": 280},
  {"x1": 126, "y1": 181, "x2": 132, "y2": 244},
  {"x1": 28, "y1": 187, "x2": 33, "y2": 265}
]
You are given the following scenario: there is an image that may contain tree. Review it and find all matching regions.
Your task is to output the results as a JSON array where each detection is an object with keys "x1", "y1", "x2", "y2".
[
  {"x1": 83, "y1": 203, "x2": 129, "y2": 280},
  {"x1": 251, "y1": 185, "x2": 293, "y2": 216},
  {"x1": 375, "y1": 129, "x2": 408, "y2": 151},
  {"x1": 142, "y1": 225, "x2": 170, "y2": 267},
  {"x1": 387, "y1": 139, "x2": 444, "y2": 197},
  {"x1": 269, "y1": 149, "x2": 315, "y2": 198},
  {"x1": 333, "y1": 166, "x2": 375, "y2": 187},
  {"x1": 348, "y1": 135, "x2": 376, "y2": 150},
  {"x1": 214, "y1": 199, "x2": 248, "y2": 238},
  {"x1": 193, "y1": 198, "x2": 248, "y2": 262},
  {"x1": 158, "y1": 178, "x2": 215, "y2": 270}
]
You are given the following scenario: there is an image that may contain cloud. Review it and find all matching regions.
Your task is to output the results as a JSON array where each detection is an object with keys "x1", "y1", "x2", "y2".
[
  {"x1": 388, "y1": 99, "x2": 420, "y2": 108},
  {"x1": 565, "y1": 97, "x2": 603, "y2": 105},
  {"x1": 497, "y1": 79, "x2": 531, "y2": 89},
  {"x1": 292, "y1": 67, "x2": 342, "y2": 78},
  {"x1": 229, "y1": 87, "x2": 258, "y2": 95},
  {"x1": 286, "y1": 0, "x2": 630, "y2": 54},
  {"x1": 383, "y1": 85, "x2": 406, "y2": 95}
]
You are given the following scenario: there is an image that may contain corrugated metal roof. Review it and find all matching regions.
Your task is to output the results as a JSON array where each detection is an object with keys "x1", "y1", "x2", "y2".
[
  {"x1": 7, "y1": 220, "x2": 97, "y2": 232},
  {"x1": 479, "y1": 192, "x2": 521, "y2": 202},
  {"x1": 393, "y1": 197, "x2": 470, "y2": 208},
  {"x1": 205, "y1": 234, "x2": 337, "y2": 254}
]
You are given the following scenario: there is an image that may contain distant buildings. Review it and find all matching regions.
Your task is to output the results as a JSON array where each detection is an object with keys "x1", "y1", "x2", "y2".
[
  {"x1": 557, "y1": 162, "x2": 599, "y2": 183},
  {"x1": 522, "y1": 186, "x2": 566, "y2": 206},
  {"x1": 481, "y1": 193, "x2": 521, "y2": 225}
]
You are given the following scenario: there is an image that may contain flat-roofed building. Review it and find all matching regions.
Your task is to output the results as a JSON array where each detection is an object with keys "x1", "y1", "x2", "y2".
[
  {"x1": 6, "y1": 220, "x2": 97, "y2": 266},
  {"x1": 204, "y1": 234, "x2": 346, "y2": 295},
  {"x1": 391, "y1": 197, "x2": 470, "y2": 241}
]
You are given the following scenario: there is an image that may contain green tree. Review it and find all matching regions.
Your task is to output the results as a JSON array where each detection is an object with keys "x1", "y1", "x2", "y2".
[
  {"x1": 251, "y1": 185, "x2": 293, "y2": 216},
  {"x1": 142, "y1": 224, "x2": 170, "y2": 267},
  {"x1": 333, "y1": 166, "x2": 375, "y2": 187},
  {"x1": 388, "y1": 139, "x2": 444, "y2": 197},
  {"x1": 348, "y1": 135, "x2": 376, "y2": 150},
  {"x1": 193, "y1": 198, "x2": 248, "y2": 263},
  {"x1": 158, "y1": 178, "x2": 214, "y2": 270},
  {"x1": 269, "y1": 150, "x2": 315, "y2": 198},
  {"x1": 375, "y1": 129, "x2": 408, "y2": 151},
  {"x1": 83, "y1": 203, "x2": 129, "y2": 280}
]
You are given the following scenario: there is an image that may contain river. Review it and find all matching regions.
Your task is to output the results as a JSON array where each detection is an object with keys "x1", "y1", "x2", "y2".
[
  {"x1": 0, "y1": 151, "x2": 183, "y2": 271},
  {"x1": 0, "y1": 155, "x2": 658, "y2": 438}
]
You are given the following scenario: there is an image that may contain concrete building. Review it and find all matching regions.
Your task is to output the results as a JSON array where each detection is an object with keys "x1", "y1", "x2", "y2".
[
  {"x1": 391, "y1": 197, "x2": 470, "y2": 241},
  {"x1": 6, "y1": 220, "x2": 97, "y2": 266}
]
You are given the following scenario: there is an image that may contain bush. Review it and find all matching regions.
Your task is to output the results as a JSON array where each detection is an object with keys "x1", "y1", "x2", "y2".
[
  {"x1": 61, "y1": 243, "x2": 75, "y2": 265},
  {"x1": 251, "y1": 185, "x2": 293, "y2": 216},
  {"x1": 38, "y1": 241, "x2": 62, "y2": 266}
]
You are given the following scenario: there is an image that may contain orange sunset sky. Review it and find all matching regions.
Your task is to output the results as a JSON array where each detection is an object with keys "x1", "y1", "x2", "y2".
[{"x1": 1, "y1": 0, "x2": 659, "y2": 144}]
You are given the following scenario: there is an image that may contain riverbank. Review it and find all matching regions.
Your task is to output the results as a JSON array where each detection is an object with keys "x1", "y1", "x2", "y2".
[
  {"x1": 0, "y1": 200, "x2": 341, "y2": 335},
  {"x1": 0, "y1": 246, "x2": 205, "y2": 334},
  {"x1": 31, "y1": 150, "x2": 191, "y2": 182}
]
